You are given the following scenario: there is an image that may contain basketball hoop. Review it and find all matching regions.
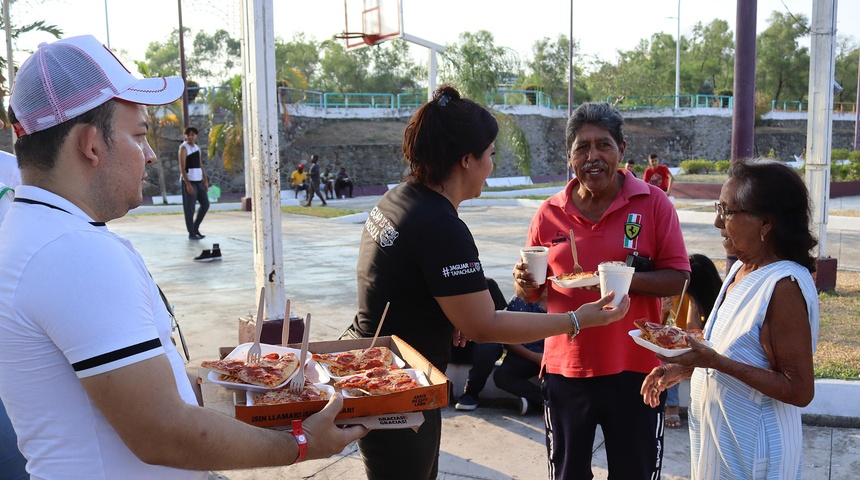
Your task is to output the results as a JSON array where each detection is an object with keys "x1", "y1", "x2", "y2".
[{"x1": 334, "y1": 31, "x2": 382, "y2": 47}]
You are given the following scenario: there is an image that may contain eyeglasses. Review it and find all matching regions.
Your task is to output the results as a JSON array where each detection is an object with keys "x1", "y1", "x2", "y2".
[{"x1": 714, "y1": 203, "x2": 746, "y2": 222}]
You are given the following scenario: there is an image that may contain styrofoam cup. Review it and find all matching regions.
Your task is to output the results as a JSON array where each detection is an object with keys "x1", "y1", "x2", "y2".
[
  {"x1": 598, "y1": 262, "x2": 634, "y2": 307},
  {"x1": 520, "y1": 246, "x2": 549, "y2": 285}
]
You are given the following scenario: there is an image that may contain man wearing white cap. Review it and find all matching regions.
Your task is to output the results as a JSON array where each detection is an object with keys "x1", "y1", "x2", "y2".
[{"x1": 0, "y1": 35, "x2": 365, "y2": 479}]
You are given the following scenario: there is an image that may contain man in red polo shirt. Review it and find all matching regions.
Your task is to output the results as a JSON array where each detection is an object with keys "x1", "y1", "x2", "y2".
[
  {"x1": 513, "y1": 103, "x2": 689, "y2": 480},
  {"x1": 643, "y1": 153, "x2": 674, "y2": 195}
]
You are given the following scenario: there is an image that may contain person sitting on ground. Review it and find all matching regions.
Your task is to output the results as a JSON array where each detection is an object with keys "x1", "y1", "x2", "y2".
[
  {"x1": 290, "y1": 163, "x2": 309, "y2": 199},
  {"x1": 624, "y1": 159, "x2": 637, "y2": 178},
  {"x1": 643, "y1": 153, "x2": 674, "y2": 195},
  {"x1": 455, "y1": 281, "x2": 546, "y2": 416},
  {"x1": 321, "y1": 166, "x2": 335, "y2": 200},
  {"x1": 659, "y1": 253, "x2": 722, "y2": 428},
  {"x1": 335, "y1": 167, "x2": 354, "y2": 198}
]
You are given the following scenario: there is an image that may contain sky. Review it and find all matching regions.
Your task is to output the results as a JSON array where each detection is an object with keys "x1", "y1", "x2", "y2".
[{"x1": 7, "y1": 0, "x2": 860, "y2": 82}]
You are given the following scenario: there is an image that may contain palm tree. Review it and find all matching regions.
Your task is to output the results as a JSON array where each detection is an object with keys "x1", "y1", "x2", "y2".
[
  {"x1": 136, "y1": 61, "x2": 182, "y2": 204},
  {"x1": 208, "y1": 74, "x2": 244, "y2": 171},
  {"x1": 0, "y1": 14, "x2": 62, "y2": 127}
]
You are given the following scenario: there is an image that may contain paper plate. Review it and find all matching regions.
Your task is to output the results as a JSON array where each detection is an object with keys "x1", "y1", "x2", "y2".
[
  {"x1": 205, "y1": 343, "x2": 304, "y2": 393},
  {"x1": 549, "y1": 273, "x2": 599, "y2": 288},
  {"x1": 627, "y1": 330, "x2": 713, "y2": 358}
]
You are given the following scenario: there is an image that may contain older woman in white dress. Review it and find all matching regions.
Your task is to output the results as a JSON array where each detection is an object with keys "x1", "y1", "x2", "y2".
[{"x1": 641, "y1": 158, "x2": 819, "y2": 479}]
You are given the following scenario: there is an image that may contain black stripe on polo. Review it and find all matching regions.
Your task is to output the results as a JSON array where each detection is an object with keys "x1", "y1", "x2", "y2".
[{"x1": 72, "y1": 338, "x2": 163, "y2": 372}]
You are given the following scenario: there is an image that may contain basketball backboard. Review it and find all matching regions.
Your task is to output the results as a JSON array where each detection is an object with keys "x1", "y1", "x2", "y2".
[{"x1": 341, "y1": 0, "x2": 402, "y2": 51}]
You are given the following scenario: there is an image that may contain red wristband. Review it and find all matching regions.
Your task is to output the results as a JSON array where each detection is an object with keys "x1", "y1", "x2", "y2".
[{"x1": 291, "y1": 420, "x2": 308, "y2": 463}]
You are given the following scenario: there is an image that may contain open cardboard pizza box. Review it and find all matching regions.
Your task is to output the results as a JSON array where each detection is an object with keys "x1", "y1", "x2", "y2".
[{"x1": 224, "y1": 335, "x2": 449, "y2": 429}]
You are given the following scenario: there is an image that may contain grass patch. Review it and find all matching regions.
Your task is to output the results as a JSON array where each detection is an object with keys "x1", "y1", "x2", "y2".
[
  {"x1": 280, "y1": 206, "x2": 364, "y2": 218},
  {"x1": 674, "y1": 173, "x2": 728, "y2": 183},
  {"x1": 482, "y1": 181, "x2": 566, "y2": 192},
  {"x1": 815, "y1": 274, "x2": 860, "y2": 380}
]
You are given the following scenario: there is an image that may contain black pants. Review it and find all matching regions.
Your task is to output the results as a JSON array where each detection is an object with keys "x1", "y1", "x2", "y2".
[
  {"x1": 543, "y1": 371, "x2": 665, "y2": 480},
  {"x1": 182, "y1": 180, "x2": 209, "y2": 235},
  {"x1": 357, "y1": 406, "x2": 441, "y2": 479},
  {"x1": 463, "y1": 342, "x2": 503, "y2": 396},
  {"x1": 335, "y1": 179, "x2": 353, "y2": 198},
  {"x1": 494, "y1": 352, "x2": 542, "y2": 407}
]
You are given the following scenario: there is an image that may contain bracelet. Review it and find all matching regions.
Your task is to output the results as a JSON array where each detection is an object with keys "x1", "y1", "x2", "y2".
[
  {"x1": 291, "y1": 419, "x2": 308, "y2": 463},
  {"x1": 566, "y1": 310, "x2": 581, "y2": 340}
]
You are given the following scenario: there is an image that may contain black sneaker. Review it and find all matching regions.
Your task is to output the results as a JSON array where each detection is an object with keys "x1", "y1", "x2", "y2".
[
  {"x1": 188, "y1": 233, "x2": 203, "y2": 240},
  {"x1": 195, "y1": 231, "x2": 206, "y2": 239},
  {"x1": 194, "y1": 249, "x2": 220, "y2": 262},
  {"x1": 455, "y1": 393, "x2": 479, "y2": 411},
  {"x1": 210, "y1": 244, "x2": 222, "y2": 261}
]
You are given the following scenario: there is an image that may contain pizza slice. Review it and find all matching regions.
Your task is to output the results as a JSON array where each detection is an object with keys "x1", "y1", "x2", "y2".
[
  {"x1": 202, "y1": 352, "x2": 299, "y2": 388},
  {"x1": 312, "y1": 346, "x2": 395, "y2": 377},
  {"x1": 333, "y1": 366, "x2": 420, "y2": 396},
  {"x1": 249, "y1": 383, "x2": 331, "y2": 405},
  {"x1": 634, "y1": 319, "x2": 705, "y2": 350}
]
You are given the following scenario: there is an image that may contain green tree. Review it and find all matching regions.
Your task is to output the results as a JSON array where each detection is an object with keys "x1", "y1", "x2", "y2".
[
  {"x1": 833, "y1": 37, "x2": 859, "y2": 105},
  {"x1": 756, "y1": 11, "x2": 810, "y2": 103},
  {"x1": 316, "y1": 39, "x2": 372, "y2": 93},
  {"x1": 686, "y1": 19, "x2": 734, "y2": 94},
  {"x1": 440, "y1": 30, "x2": 521, "y2": 101},
  {"x1": 520, "y1": 35, "x2": 589, "y2": 106},
  {"x1": 365, "y1": 39, "x2": 424, "y2": 94},
  {"x1": 439, "y1": 31, "x2": 531, "y2": 173},
  {"x1": 0, "y1": 13, "x2": 62, "y2": 126},
  {"x1": 276, "y1": 33, "x2": 320, "y2": 90},
  {"x1": 135, "y1": 61, "x2": 182, "y2": 203},
  {"x1": 585, "y1": 32, "x2": 680, "y2": 102},
  {"x1": 208, "y1": 75, "x2": 243, "y2": 171},
  {"x1": 143, "y1": 28, "x2": 241, "y2": 88}
]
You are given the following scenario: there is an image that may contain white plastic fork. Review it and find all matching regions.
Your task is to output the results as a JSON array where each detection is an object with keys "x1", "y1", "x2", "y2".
[
  {"x1": 289, "y1": 313, "x2": 311, "y2": 392},
  {"x1": 246, "y1": 286, "x2": 266, "y2": 365}
]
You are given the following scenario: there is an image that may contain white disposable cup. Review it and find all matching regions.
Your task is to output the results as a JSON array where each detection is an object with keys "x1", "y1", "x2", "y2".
[
  {"x1": 598, "y1": 262, "x2": 635, "y2": 308},
  {"x1": 520, "y1": 246, "x2": 550, "y2": 285}
]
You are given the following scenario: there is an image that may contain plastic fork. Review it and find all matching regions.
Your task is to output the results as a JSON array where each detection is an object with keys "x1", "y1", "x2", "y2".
[
  {"x1": 569, "y1": 229, "x2": 583, "y2": 275},
  {"x1": 355, "y1": 301, "x2": 390, "y2": 365},
  {"x1": 246, "y1": 286, "x2": 266, "y2": 365},
  {"x1": 667, "y1": 279, "x2": 689, "y2": 328},
  {"x1": 289, "y1": 313, "x2": 311, "y2": 393}
]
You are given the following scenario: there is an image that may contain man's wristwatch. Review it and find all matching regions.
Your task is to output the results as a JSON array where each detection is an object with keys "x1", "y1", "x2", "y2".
[{"x1": 291, "y1": 420, "x2": 308, "y2": 463}]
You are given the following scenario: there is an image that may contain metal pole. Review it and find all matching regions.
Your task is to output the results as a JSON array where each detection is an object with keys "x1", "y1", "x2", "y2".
[
  {"x1": 731, "y1": 0, "x2": 756, "y2": 161},
  {"x1": 854, "y1": 47, "x2": 859, "y2": 151},
  {"x1": 806, "y1": 0, "x2": 838, "y2": 259},
  {"x1": 674, "y1": 0, "x2": 680, "y2": 109},
  {"x1": 567, "y1": 0, "x2": 574, "y2": 182},
  {"x1": 104, "y1": 0, "x2": 111, "y2": 48},
  {"x1": 177, "y1": 0, "x2": 190, "y2": 128},
  {"x1": 3, "y1": 0, "x2": 14, "y2": 146}
]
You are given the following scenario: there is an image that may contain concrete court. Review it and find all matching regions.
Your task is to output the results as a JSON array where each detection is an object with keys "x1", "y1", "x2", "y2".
[{"x1": 111, "y1": 191, "x2": 860, "y2": 480}]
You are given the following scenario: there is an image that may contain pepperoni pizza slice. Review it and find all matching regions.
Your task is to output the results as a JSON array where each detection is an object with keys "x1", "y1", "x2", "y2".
[
  {"x1": 312, "y1": 346, "x2": 395, "y2": 377},
  {"x1": 634, "y1": 320, "x2": 705, "y2": 350},
  {"x1": 249, "y1": 383, "x2": 331, "y2": 405},
  {"x1": 202, "y1": 352, "x2": 300, "y2": 388},
  {"x1": 333, "y1": 366, "x2": 421, "y2": 396}
]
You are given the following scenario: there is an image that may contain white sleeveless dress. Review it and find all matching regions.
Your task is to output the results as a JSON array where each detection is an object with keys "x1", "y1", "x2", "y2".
[{"x1": 689, "y1": 260, "x2": 819, "y2": 479}]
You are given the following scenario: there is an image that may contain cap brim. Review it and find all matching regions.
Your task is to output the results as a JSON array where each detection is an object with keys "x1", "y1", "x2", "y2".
[{"x1": 115, "y1": 76, "x2": 185, "y2": 106}]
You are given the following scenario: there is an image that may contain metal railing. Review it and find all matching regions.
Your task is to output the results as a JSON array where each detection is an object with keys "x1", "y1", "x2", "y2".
[{"x1": 188, "y1": 85, "x2": 858, "y2": 114}]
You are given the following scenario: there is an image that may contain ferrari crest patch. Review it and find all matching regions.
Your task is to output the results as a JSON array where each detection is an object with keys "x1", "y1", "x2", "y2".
[{"x1": 623, "y1": 213, "x2": 641, "y2": 249}]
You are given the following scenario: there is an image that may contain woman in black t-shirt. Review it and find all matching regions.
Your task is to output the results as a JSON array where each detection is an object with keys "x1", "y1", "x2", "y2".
[{"x1": 347, "y1": 85, "x2": 631, "y2": 480}]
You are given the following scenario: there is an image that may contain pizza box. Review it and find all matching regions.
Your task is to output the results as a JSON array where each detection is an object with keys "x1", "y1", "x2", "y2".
[{"x1": 229, "y1": 335, "x2": 449, "y2": 429}]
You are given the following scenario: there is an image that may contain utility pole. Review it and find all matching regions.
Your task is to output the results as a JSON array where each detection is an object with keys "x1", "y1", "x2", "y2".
[
  {"x1": 3, "y1": 0, "x2": 14, "y2": 145},
  {"x1": 177, "y1": 0, "x2": 190, "y2": 128},
  {"x1": 567, "y1": 0, "x2": 574, "y2": 182},
  {"x1": 854, "y1": 47, "x2": 859, "y2": 151},
  {"x1": 674, "y1": 0, "x2": 680, "y2": 109},
  {"x1": 806, "y1": 0, "x2": 839, "y2": 290},
  {"x1": 731, "y1": 1, "x2": 756, "y2": 161}
]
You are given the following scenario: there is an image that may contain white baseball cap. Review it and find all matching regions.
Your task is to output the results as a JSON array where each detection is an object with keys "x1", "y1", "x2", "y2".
[{"x1": 10, "y1": 35, "x2": 185, "y2": 137}]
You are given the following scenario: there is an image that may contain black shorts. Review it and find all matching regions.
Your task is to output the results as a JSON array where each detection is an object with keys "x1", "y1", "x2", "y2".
[{"x1": 543, "y1": 371, "x2": 666, "y2": 479}]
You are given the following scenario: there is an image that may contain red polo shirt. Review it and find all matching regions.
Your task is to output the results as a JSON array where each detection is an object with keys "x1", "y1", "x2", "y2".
[{"x1": 526, "y1": 170, "x2": 690, "y2": 378}]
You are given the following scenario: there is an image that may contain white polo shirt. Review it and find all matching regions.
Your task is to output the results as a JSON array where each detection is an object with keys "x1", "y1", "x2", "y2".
[{"x1": 0, "y1": 186, "x2": 206, "y2": 480}]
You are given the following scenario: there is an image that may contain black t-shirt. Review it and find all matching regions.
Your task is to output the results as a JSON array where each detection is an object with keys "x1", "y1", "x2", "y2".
[{"x1": 352, "y1": 183, "x2": 488, "y2": 370}]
